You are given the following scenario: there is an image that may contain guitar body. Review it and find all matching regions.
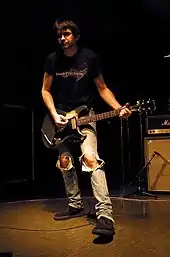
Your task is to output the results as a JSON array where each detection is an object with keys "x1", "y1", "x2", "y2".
[{"x1": 41, "y1": 105, "x2": 88, "y2": 150}]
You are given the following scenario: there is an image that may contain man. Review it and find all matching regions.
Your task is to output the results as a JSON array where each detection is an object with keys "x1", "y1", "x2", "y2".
[{"x1": 41, "y1": 18, "x2": 131, "y2": 237}]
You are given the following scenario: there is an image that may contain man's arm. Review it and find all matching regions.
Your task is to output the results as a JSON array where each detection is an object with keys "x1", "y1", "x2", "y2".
[
  {"x1": 41, "y1": 72, "x2": 58, "y2": 121},
  {"x1": 41, "y1": 72, "x2": 67, "y2": 125},
  {"x1": 94, "y1": 74, "x2": 131, "y2": 117}
]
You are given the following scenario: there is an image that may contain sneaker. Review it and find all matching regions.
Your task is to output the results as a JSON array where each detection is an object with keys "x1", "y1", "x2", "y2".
[
  {"x1": 92, "y1": 216, "x2": 115, "y2": 236},
  {"x1": 53, "y1": 206, "x2": 85, "y2": 220}
]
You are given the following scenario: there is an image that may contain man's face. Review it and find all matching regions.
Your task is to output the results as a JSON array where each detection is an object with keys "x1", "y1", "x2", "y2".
[{"x1": 57, "y1": 28, "x2": 77, "y2": 49}]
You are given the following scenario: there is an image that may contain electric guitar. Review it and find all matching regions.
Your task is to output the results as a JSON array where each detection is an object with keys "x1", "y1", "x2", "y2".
[{"x1": 41, "y1": 99, "x2": 156, "y2": 150}]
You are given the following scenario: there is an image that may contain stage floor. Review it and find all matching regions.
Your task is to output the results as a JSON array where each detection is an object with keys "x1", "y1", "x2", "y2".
[{"x1": 0, "y1": 195, "x2": 170, "y2": 257}]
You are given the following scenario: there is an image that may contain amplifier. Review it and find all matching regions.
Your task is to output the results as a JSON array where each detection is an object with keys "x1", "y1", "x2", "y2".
[
  {"x1": 145, "y1": 114, "x2": 170, "y2": 135},
  {"x1": 144, "y1": 136, "x2": 170, "y2": 192}
]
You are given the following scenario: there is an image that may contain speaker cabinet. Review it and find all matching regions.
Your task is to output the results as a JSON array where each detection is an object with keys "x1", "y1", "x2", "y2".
[{"x1": 144, "y1": 136, "x2": 170, "y2": 192}]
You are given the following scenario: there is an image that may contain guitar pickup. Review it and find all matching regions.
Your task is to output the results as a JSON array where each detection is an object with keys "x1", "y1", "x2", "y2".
[{"x1": 71, "y1": 117, "x2": 77, "y2": 129}]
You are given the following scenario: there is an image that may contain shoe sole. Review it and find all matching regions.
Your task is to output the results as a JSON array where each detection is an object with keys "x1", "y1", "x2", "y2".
[
  {"x1": 53, "y1": 212, "x2": 85, "y2": 220},
  {"x1": 92, "y1": 228, "x2": 115, "y2": 237}
]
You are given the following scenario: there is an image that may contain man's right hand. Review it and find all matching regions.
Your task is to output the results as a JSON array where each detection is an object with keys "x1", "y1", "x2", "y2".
[{"x1": 54, "y1": 114, "x2": 68, "y2": 130}]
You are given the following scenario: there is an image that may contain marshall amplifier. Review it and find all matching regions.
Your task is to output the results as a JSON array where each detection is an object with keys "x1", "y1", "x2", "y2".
[
  {"x1": 145, "y1": 114, "x2": 170, "y2": 135},
  {"x1": 144, "y1": 136, "x2": 170, "y2": 192}
]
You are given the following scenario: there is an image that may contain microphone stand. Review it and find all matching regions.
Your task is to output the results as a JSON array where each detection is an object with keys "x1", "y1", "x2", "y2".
[
  {"x1": 120, "y1": 117, "x2": 131, "y2": 195},
  {"x1": 120, "y1": 117, "x2": 125, "y2": 194},
  {"x1": 125, "y1": 151, "x2": 157, "y2": 197},
  {"x1": 139, "y1": 111, "x2": 144, "y2": 170}
]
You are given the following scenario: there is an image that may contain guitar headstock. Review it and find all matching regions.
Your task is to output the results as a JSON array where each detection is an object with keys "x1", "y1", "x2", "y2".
[
  {"x1": 130, "y1": 99, "x2": 156, "y2": 114},
  {"x1": 134, "y1": 99, "x2": 156, "y2": 114}
]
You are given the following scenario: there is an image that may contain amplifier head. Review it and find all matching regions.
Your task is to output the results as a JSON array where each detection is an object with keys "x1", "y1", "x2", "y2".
[{"x1": 146, "y1": 115, "x2": 170, "y2": 135}]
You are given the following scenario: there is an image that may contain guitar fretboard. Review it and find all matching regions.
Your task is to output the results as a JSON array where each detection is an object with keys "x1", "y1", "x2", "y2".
[{"x1": 77, "y1": 109, "x2": 120, "y2": 126}]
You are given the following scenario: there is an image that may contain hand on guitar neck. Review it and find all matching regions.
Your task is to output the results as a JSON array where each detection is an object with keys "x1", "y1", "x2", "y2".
[{"x1": 118, "y1": 103, "x2": 132, "y2": 119}]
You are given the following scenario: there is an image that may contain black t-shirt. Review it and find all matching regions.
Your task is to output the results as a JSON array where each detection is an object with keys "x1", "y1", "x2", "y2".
[{"x1": 44, "y1": 47, "x2": 102, "y2": 112}]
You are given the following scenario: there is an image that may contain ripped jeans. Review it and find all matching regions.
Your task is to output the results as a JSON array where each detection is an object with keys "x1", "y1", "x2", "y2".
[{"x1": 56, "y1": 125, "x2": 114, "y2": 222}]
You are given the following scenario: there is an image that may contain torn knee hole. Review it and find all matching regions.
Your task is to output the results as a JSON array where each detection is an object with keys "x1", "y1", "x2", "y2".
[
  {"x1": 59, "y1": 153, "x2": 72, "y2": 168},
  {"x1": 83, "y1": 154, "x2": 98, "y2": 168}
]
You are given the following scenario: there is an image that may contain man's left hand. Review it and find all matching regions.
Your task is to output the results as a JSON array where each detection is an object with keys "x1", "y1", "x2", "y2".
[{"x1": 119, "y1": 107, "x2": 132, "y2": 119}]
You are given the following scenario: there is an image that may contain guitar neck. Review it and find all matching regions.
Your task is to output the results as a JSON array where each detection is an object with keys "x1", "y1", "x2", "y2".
[
  {"x1": 77, "y1": 104, "x2": 139, "y2": 126},
  {"x1": 77, "y1": 109, "x2": 120, "y2": 126}
]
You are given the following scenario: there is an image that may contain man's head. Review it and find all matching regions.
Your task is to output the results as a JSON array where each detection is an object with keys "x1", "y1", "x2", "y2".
[{"x1": 54, "y1": 19, "x2": 80, "y2": 50}]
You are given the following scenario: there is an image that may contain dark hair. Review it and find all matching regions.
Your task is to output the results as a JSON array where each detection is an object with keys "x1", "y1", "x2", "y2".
[{"x1": 53, "y1": 19, "x2": 80, "y2": 38}]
